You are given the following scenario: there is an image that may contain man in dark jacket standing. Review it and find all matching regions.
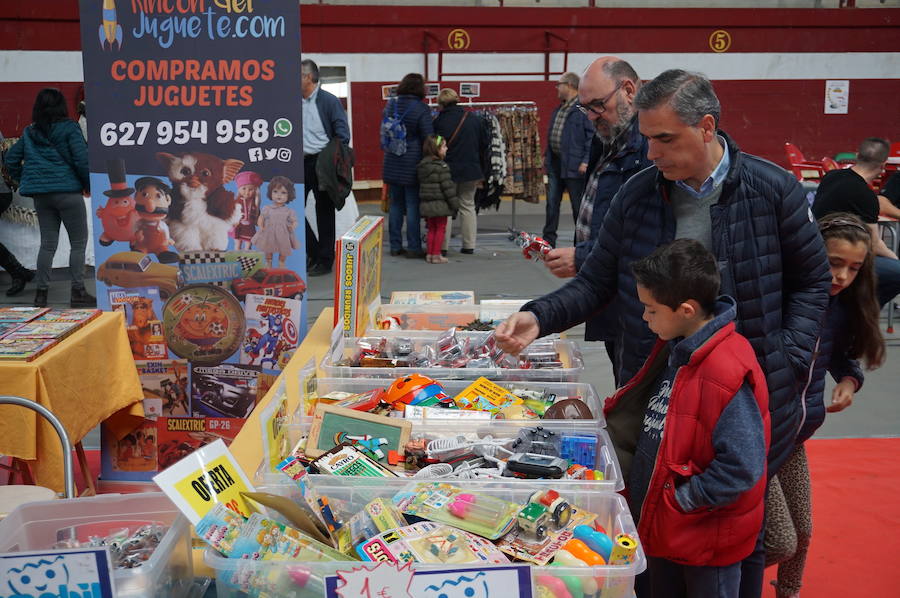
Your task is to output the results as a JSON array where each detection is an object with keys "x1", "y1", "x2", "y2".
[
  {"x1": 497, "y1": 70, "x2": 830, "y2": 598},
  {"x1": 302, "y1": 59, "x2": 351, "y2": 277},
  {"x1": 543, "y1": 57, "x2": 651, "y2": 385},
  {"x1": 542, "y1": 71, "x2": 593, "y2": 248},
  {"x1": 433, "y1": 89, "x2": 486, "y2": 254}
]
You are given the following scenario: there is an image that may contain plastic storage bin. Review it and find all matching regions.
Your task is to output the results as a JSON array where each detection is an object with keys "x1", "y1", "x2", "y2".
[
  {"x1": 321, "y1": 330, "x2": 585, "y2": 382},
  {"x1": 261, "y1": 417, "x2": 623, "y2": 492},
  {"x1": 204, "y1": 479, "x2": 644, "y2": 598},
  {"x1": 372, "y1": 302, "x2": 525, "y2": 331},
  {"x1": 299, "y1": 376, "x2": 605, "y2": 424},
  {"x1": 0, "y1": 492, "x2": 193, "y2": 598}
]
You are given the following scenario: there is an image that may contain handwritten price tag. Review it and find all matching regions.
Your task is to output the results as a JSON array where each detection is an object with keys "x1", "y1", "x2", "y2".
[
  {"x1": 334, "y1": 562, "x2": 413, "y2": 598},
  {"x1": 326, "y1": 563, "x2": 534, "y2": 598}
]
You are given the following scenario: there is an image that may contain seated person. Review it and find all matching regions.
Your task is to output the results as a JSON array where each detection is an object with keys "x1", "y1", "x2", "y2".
[
  {"x1": 880, "y1": 171, "x2": 900, "y2": 219},
  {"x1": 813, "y1": 137, "x2": 900, "y2": 307}
]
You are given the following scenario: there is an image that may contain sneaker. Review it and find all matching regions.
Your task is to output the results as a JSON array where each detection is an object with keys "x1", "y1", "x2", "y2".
[{"x1": 460, "y1": 248, "x2": 474, "y2": 255}]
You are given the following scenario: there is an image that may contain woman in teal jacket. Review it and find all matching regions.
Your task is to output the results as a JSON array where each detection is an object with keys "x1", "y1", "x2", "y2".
[{"x1": 5, "y1": 88, "x2": 92, "y2": 308}]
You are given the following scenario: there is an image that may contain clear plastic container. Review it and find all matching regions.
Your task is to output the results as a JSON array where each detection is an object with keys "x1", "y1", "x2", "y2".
[
  {"x1": 261, "y1": 418, "x2": 623, "y2": 492},
  {"x1": 321, "y1": 330, "x2": 585, "y2": 383},
  {"x1": 204, "y1": 480, "x2": 644, "y2": 598},
  {"x1": 373, "y1": 302, "x2": 525, "y2": 331},
  {"x1": 0, "y1": 493, "x2": 193, "y2": 598},
  {"x1": 298, "y1": 376, "x2": 605, "y2": 424}
]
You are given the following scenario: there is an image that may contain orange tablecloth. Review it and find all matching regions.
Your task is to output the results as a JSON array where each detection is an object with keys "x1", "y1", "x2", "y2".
[{"x1": 0, "y1": 311, "x2": 144, "y2": 492}]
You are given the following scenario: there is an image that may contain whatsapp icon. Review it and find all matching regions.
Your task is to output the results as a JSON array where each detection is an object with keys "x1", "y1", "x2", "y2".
[{"x1": 273, "y1": 118, "x2": 293, "y2": 137}]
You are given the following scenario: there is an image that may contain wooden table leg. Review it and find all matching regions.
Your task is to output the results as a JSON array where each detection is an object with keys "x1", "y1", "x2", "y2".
[{"x1": 74, "y1": 442, "x2": 97, "y2": 497}]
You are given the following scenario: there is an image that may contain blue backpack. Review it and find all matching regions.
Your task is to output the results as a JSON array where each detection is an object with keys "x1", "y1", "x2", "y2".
[{"x1": 380, "y1": 99, "x2": 413, "y2": 156}]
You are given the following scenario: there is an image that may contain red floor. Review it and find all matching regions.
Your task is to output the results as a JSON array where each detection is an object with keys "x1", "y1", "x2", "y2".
[{"x1": 5, "y1": 438, "x2": 899, "y2": 596}]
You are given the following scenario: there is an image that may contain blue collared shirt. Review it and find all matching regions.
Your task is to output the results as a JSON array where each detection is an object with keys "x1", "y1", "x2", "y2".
[
  {"x1": 675, "y1": 136, "x2": 730, "y2": 198},
  {"x1": 302, "y1": 85, "x2": 329, "y2": 155}
]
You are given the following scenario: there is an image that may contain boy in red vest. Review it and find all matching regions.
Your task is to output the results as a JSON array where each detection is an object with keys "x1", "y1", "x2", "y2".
[{"x1": 605, "y1": 239, "x2": 770, "y2": 597}]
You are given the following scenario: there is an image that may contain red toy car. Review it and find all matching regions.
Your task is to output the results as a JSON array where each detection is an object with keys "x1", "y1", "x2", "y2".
[{"x1": 231, "y1": 268, "x2": 306, "y2": 301}]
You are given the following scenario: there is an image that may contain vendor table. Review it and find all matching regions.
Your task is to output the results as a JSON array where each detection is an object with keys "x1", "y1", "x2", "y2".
[{"x1": 0, "y1": 311, "x2": 144, "y2": 493}]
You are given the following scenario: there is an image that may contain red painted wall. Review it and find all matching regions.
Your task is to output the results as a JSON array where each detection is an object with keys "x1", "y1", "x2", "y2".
[{"x1": 2, "y1": 2, "x2": 898, "y2": 181}]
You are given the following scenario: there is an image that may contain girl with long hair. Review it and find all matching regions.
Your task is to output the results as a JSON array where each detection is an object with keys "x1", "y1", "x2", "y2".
[
  {"x1": 4, "y1": 88, "x2": 92, "y2": 307},
  {"x1": 765, "y1": 211, "x2": 885, "y2": 598}
]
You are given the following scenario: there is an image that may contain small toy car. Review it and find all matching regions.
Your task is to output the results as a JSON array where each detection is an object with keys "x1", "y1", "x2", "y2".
[
  {"x1": 528, "y1": 489, "x2": 572, "y2": 529},
  {"x1": 517, "y1": 501, "x2": 553, "y2": 540}
]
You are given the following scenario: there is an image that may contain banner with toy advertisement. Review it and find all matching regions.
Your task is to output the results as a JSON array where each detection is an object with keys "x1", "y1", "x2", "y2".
[{"x1": 79, "y1": 0, "x2": 305, "y2": 482}]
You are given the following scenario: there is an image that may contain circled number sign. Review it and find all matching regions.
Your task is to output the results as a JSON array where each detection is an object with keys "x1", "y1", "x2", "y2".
[
  {"x1": 448, "y1": 28, "x2": 470, "y2": 50},
  {"x1": 709, "y1": 29, "x2": 731, "y2": 53}
]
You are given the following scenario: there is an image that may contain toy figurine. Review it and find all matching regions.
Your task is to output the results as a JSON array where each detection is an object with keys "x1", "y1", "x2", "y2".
[
  {"x1": 96, "y1": 158, "x2": 139, "y2": 246},
  {"x1": 233, "y1": 171, "x2": 262, "y2": 250},
  {"x1": 131, "y1": 176, "x2": 178, "y2": 262},
  {"x1": 515, "y1": 231, "x2": 552, "y2": 261}
]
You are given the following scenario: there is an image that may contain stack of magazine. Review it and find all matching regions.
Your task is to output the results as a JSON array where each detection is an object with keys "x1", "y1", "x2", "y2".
[{"x1": 0, "y1": 307, "x2": 101, "y2": 361}]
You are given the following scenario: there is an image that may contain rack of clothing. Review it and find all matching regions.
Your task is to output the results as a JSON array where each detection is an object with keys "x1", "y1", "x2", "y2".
[{"x1": 430, "y1": 101, "x2": 542, "y2": 228}]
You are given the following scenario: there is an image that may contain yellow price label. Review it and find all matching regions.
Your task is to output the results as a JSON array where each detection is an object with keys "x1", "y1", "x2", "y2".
[
  {"x1": 448, "y1": 28, "x2": 471, "y2": 51},
  {"x1": 173, "y1": 453, "x2": 253, "y2": 520},
  {"x1": 709, "y1": 29, "x2": 732, "y2": 53}
]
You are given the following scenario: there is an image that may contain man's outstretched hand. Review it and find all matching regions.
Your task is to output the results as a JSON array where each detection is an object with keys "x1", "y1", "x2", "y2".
[{"x1": 495, "y1": 311, "x2": 540, "y2": 355}]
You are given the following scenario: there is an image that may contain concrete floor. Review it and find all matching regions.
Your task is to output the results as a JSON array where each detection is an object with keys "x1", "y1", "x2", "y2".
[{"x1": 2, "y1": 197, "x2": 898, "y2": 447}]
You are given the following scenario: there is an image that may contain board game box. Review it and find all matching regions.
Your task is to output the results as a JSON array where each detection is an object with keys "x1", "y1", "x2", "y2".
[
  {"x1": 334, "y1": 216, "x2": 384, "y2": 337},
  {"x1": 190, "y1": 363, "x2": 259, "y2": 418},
  {"x1": 0, "y1": 337, "x2": 57, "y2": 361},
  {"x1": 136, "y1": 359, "x2": 190, "y2": 417},
  {"x1": 108, "y1": 286, "x2": 168, "y2": 360},
  {"x1": 0, "y1": 307, "x2": 49, "y2": 323}
]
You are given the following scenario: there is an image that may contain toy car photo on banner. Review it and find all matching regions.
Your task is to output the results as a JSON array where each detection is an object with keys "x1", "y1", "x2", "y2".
[{"x1": 78, "y1": 0, "x2": 305, "y2": 482}]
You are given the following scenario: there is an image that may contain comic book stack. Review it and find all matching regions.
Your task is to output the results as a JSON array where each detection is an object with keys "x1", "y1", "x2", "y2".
[{"x1": 0, "y1": 307, "x2": 101, "y2": 361}]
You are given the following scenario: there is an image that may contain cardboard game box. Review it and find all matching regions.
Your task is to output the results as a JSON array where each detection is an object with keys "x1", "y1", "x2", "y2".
[
  {"x1": 156, "y1": 416, "x2": 245, "y2": 470},
  {"x1": 136, "y1": 359, "x2": 190, "y2": 417},
  {"x1": 191, "y1": 363, "x2": 259, "y2": 418},
  {"x1": 108, "y1": 286, "x2": 168, "y2": 360},
  {"x1": 333, "y1": 215, "x2": 384, "y2": 337}
]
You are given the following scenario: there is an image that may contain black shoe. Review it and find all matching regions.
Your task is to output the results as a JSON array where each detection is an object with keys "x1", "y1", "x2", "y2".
[
  {"x1": 70, "y1": 286, "x2": 96, "y2": 308},
  {"x1": 6, "y1": 268, "x2": 34, "y2": 296},
  {"x1": 441, "y1": 250, "x2": 448, "y2": 257},
  {"x1": 390, "y1": 249, "x2": 407, "y2": 257},
  {"x1": 405, "y1": 250, "x2": 426, "y2": 259},
  {"x1": 34, "y1": 288, "x2": 48, "y2": 308},
  {"x1": 460, "y1": 248, "x2": 474, "y2": 255},
  {"x1": 308, "y1": 263, "x2": 332, "y2": 277}
]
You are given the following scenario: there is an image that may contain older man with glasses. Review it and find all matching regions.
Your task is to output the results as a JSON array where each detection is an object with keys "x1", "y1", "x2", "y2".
[
  {"x1": 542, "y1": 71, "x2": 594, "y2": 249},
  {"x1": 542, "y1": 57, "x2": 652, "y2": 386}
]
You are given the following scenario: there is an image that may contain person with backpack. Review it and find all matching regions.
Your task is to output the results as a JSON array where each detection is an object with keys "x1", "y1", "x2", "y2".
[
  {"x1": 433, "y1": 88, "x2": 487, "y2": 255},
  {"x1": 417, "y1": 135, "x2": 460, "y2": 264},
  {"x1": 381, "y1": 73, "x2": 433, "y2": 259},
  {"x1": 5, "y1": 88, "x2": 92, "y2": 308}
]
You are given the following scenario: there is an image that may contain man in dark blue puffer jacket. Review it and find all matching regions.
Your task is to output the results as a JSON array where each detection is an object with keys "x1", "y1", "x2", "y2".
[{"x1": 497, "y1": 70, "x2": 830, "y2": 598}]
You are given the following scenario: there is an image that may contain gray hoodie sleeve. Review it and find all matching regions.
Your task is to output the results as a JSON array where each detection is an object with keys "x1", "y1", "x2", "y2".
[{"x1": 675, "y1": 381, "x2": 766, "y2": 512}]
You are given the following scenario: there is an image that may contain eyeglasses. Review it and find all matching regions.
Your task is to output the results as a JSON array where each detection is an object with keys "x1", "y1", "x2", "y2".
[{"x1": 576, "y1": 82, "x2": 623, "y2": 116}]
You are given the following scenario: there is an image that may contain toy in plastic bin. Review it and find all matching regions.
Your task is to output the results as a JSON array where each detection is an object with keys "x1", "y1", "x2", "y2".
[
  {"x1": 356, "y1": 521, "x2": 509, "y2": 565},
  {"x1": 516, "y1": 489, "x2": 572, "y2": 540},
  {"x1": 394, "y1": 483, "x2": 519, "y2": 540},
  {"x1": 514, "y1": 231, "x2": 552, "y2": 261},
  {"x1": 385, "y1": 374, "x2": 454, "y2": 410}
]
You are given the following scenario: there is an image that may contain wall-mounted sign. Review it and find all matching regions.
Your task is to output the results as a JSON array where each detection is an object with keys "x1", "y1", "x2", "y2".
[
  {"x1": 426, "y1": 83, "x2": 441, "y2": 98},
  {"x1": 825, "y1": 80, "x2": 849, "y2": 114},
  {"x1": 459, "y1": 82, "x2": 481, "y2": 98},
  {"x1": 447, "y1": 28, "x2": 471, "y2": 50},
  {"x1": 709, "y1": 29, "x2": 732, "y2": 53},
  {"x1": 381, "y1": 85, "x2": 399, "y2": 100}
]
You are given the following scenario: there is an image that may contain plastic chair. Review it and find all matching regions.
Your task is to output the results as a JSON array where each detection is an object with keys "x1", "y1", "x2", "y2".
[
  {"x1": 835, "y1": 151, "x2": 856, "y2": 163},
  {"x1": 890, "y1": 142, "x2": 900, "y2": 158},
  {"x1": 821, "y1": 157, "x2": 840, "y2": 172},
  {"x1": 783, "y1": 143, "x2": 826, "y2": 181},
  {"x1": 0, "y1": 395, "x2": 75, "y2": 500}
]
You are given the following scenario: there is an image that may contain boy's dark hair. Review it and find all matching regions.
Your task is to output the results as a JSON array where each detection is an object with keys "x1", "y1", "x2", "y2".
[
  {"x1": 267, "y1": 176, "x2": 296, "y2": 202},
  {"x1": 631, "y1": 238, "x2": 720, "y2": 314}
]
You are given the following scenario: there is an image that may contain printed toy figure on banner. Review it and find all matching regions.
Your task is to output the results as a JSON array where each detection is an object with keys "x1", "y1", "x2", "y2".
[{"x1": 80, "y1": 0, "x2": 305, "y2": 483}]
